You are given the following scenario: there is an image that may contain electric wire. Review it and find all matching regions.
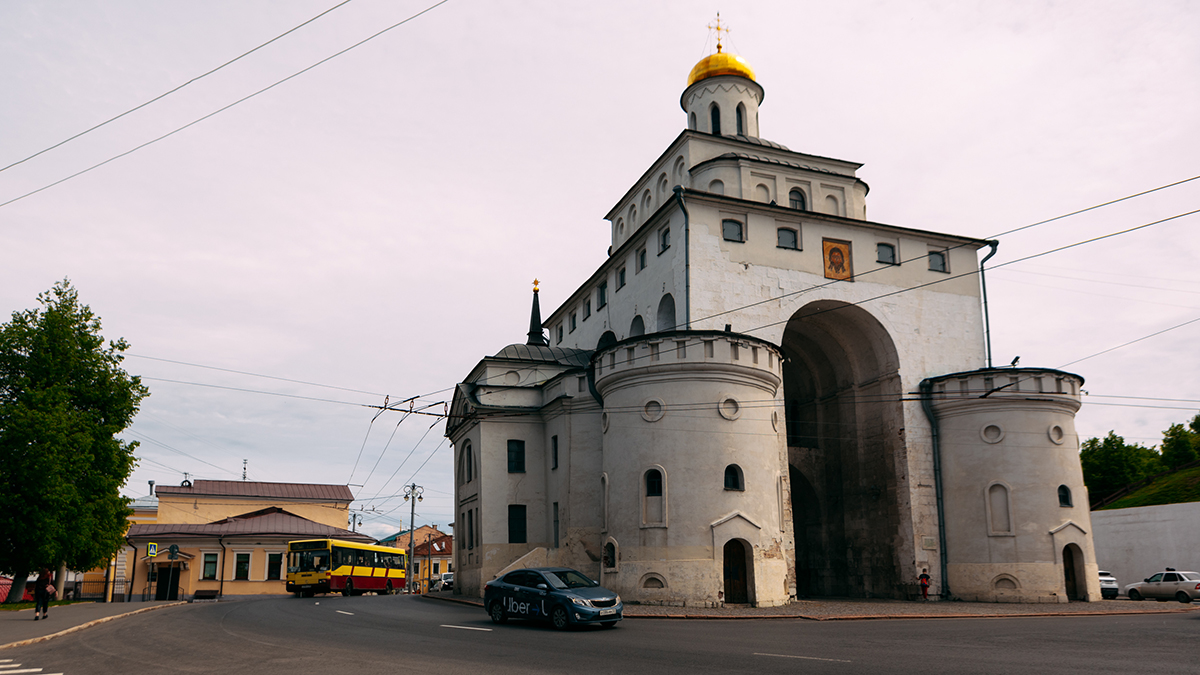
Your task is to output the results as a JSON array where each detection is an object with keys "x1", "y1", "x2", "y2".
[
  {"x1": 0, "y1": 1, "x2": 354, "y2": 174},
  {"x1": 128, "y1": 353, "x2": 384, "y2": 396}
]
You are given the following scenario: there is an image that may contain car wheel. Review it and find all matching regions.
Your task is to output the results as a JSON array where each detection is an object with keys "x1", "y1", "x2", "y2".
[
  {"x1": 342, "y1": 580, "x2": 353, "y2": 597},
  {"x1": 1128, "y1": 589, "x2": 1142, "y2": 601},
  {"x1": 1176, "y1": 592, "x2": 1192, "y2": 604},
  {"x1": 600, "y1": 621, "x2": 618, "y2": 629},
  {"x1": 551, "y1": 606, "x2": 570, "y2": 630},
  {"x1": 489, "y1": 601, "x2": 507, "y2": 624}
]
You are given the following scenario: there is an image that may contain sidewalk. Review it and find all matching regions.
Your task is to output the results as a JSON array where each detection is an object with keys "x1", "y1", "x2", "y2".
[
  {"x1": 1, "y1": 601, "x2": 185, "y2": 650},
  {"x1": 422, "y1": 591, "x2": 1200, "y2": 621}
]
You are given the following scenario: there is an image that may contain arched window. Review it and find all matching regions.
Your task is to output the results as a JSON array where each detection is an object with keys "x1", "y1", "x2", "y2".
[
  {"x1": 736, "y1": 103, "x2": 745, "y2": 135},
  {"x1": 1058, "y1": 485, "x2": 1073, "y2": 507},
  {"x1": 928, "y1": 250, "x2": 947, "y2": 273},
  {"x1": 646, "y1": 469, "x2": 663, "y2": 496},
  {"x1": 709, "y1": 180, "x2": 725, "y2": 196},
  {"x1": 987, "y1": 483, "x2": 1012, "y2": 535},
  {"x1": 710, "y1": 104, "x2": 721, "y2": 135},
  {"x1": 877, "y1": 243, "x2": 896, "y2": 265},
  {"x1": 656, "y1": 294, "x2": 676, "y2": 332},
  {"x1": 777, "y1": 228, "x2": 798, "y2": 250},
  {"x1": 724, "y1": 464, "x2": 744, "y2": 491},
  {"x1": 689, "y1": 112, "x2": 697, "y2": 130},
  {"x1": 465, "y1": 441, "x2": 473, "y2": 482},
  {"x1": 789, "y1": 189, "x2": 806, "y2": 210},
  {"x1": 629, "y1": 315, "x2": 645, "y2": 337},
  {"x1": 603, "y1": 542, "x2": 616, "y2": 568},
  {"x1": 643, "y1": 467, "x2": 666, "y2": 526}
]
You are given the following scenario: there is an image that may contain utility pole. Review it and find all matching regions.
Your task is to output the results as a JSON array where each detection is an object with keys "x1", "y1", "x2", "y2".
[{"x1": 403, "y1": 483, "x2": 423, "y2": 593}]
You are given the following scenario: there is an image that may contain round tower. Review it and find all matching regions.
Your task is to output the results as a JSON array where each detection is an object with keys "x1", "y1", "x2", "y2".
[
  {"x1": 924, "y1": 368, "x2": 1101, "y2": 603},
  {"x1": 593, "y1": 331, "x2": 794, "y2": 607},
  {"x1": 681, "y1": 46, "x2": 764, "y2": 138}
]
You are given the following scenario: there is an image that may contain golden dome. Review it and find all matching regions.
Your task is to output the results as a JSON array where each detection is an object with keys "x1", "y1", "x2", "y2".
[{"x1": 687, "y1": 50, "x2": 756, "y2": 87}]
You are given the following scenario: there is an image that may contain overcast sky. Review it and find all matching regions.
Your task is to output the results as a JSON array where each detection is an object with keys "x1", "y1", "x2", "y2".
[{"x1": 2, "y1": 1, "x2": 1198, "y2": 540}]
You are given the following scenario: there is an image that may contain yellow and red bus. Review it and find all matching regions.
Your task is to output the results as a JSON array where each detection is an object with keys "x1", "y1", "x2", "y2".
[{"x1": 287, "y1": 539, "x2": 406, "y2": 597}]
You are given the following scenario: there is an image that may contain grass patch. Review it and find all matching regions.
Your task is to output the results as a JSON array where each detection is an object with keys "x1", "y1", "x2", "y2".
[
  {"x1": 0, "y1": 599, "x2": 78, "y2": 611},
  {"x1": 1099, "y1": 465, "x2": 1200, "y2": 510}
]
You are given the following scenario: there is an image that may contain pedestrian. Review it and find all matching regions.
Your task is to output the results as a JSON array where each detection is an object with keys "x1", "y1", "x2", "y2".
[
  {"x1": 33, "y1": 567, "x2": 54, "y2": 620},
  {"x1": 918, "y1": 568, "x2": 931, "y2": 601}
]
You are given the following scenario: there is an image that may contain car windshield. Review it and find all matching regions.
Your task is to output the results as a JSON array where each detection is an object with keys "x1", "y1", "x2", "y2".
[{"x1": 544, "y1": 570, "x2": 598, "y2": 589}]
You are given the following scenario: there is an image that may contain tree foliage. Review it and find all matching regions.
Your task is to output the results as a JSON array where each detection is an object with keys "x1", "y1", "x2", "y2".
[
  {"x1": 1079, "y1": 431, "x2": 1161, "y2": 503},
  {"x1": 1160, "y1": 415, "x2": 1200, "y2": 470},
  {"x1": 0, "y1": 280, "x2": 148, "y2": 602}
]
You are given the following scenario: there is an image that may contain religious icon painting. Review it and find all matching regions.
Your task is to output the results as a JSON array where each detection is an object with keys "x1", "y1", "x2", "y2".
[{"x1": 822, "y1": 239, "x2": 852, "y2": 281}]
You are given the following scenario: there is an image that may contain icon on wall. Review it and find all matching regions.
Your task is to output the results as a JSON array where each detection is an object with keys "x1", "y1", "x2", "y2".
[{"x1": 823, "y1": 239, "x2": 852, "y2": 281}]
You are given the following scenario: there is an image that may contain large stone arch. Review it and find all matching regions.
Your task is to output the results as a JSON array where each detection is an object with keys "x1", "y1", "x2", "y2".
[{"x1": 782, "y1": 300, "x2": 904, "y2": 598}]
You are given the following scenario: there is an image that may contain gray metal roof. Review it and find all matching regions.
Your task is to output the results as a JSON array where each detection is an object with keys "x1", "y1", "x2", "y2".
[
  {"x1": 492, "y1": 343, "x2": 591, "y2": 368},
  {"x1": 156, "y1": 479, "x2": 354, "y2": 502}
]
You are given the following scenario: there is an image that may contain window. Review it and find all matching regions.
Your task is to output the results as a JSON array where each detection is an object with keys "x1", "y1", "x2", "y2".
[
  {"x1": 645, "y1": 469, "x2": 663, "y2": 497},
  {"x1": 689, "y1": 112, "x2": 696, "y2": 129},
  {"x1": 465, "y1": 441, "x2": 473, "y2": 482},
  {"x1": 877, "y1": 243, "x2": 897, "y2": 265},
  {"x1": 617, "y1": 267, "x2": 626, "y2": 289},
  {"x1": 710, "y1": 104, "x2": 721, "y2": 135},
  {"x1": 267, "y1": 552, "x2": 282, "y2": 581},
  {"x1": 722, "y1": 219, "x2": 744, "y2": 242},
  {"x1": 659, "y1": 227, "x2": 671, "y2": 254},
  {"x1": 643, "y1": 468, "x2": 665, "y2": 526},
  {"x1": 551, "y1": 435, "x2": 559, "y2": 470},
  {"x1": 433, "y1": 562, "x2": 440, "y2": 575},
  {"x1": 597, "y1": 281, "x2": 608, "y2": 308},
  {"x1": 987, "y1": 483, "x2": 1012, "y2": 535},
  {"x1": 556, "y1": 325, "x2": 563, "y2": 344},
  {"x1": 789, "y1": 189, "x2": 806, "y2": 210},
  {"x1": 553, "y1": 502, "x2": 560, "y2": 548},
  {"x1": 724, "y1": 464, "x2": 744, "y2": 491},
  {"x1": 637, "y1": 247, "x2": 647, "y2": 271},
  {"x1": 202, "y1": 553, "x2": 218, "y2": 580},
  {"x1": 583, "y1": 299, "x2": 591, "y2": 319},
  {"x1": 603, "y1": 542, "x2": 616, "y2": 568},
  {"x1": 569, "y1": 312, "x2": 577, "y2": 332},
  {"x1": 466, "y1": 510, "x2": 474, "y2": 550},
  {"x1": 1058, "y1": 485, "x2": 1073, "y2": 507},
  {"x1": 736, "y1": 103, "x2": 745, "y2": 135},
  {"x1": 507, "y1": 439, "x2": 526, "y2": 473},
  {"x1": 777, "y1": 227, "x2": 798, "y2": 250},
  {"x1": 928, "y1": 250, "x2": 947, "y2": 273},
  {"x1": 508, "y1": 504, "x2": 527, "y2": 544}
]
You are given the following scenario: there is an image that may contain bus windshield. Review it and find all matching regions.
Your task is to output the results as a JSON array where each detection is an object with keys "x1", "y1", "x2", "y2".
[{"x1": 290, "y1": 549, "x2": 331, "y2": 573}]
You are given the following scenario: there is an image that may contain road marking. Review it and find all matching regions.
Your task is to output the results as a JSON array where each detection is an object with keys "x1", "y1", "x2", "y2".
[
  {"x1": 440, "y1": 625, "x2": 493, "y2": 632},
  {"x1": 3, "y1": 669, "x2": 45, "y2": 674},
  {"x1": 336, "y1": 610, "x2": 354, "y2": 616},
  {"x1": 755, "y1": 652, "x2": 852, "y2": 663}
]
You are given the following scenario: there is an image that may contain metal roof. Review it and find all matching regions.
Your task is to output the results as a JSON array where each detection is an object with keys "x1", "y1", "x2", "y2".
[
  {"x1": 155, "y1": 479, "x2": 354, "y2": 502},
  {"x1": 126, "y1": 508, "x2": 373, "y2": 543},
  {"x1": 492, "y1": 343, "x2": 591, "y2": 368}
]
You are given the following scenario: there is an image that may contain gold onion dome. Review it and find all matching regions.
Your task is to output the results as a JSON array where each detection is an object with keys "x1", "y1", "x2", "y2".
[{"x1": 687, "y1": 48, "x2": 756, "y2": 87}]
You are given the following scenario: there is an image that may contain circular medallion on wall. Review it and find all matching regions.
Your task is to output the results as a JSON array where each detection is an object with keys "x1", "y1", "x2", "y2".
[
  {"x1": 601, "y1": 411, "x2": 610, "y2": 433},
  {"x1": 504, "y1": 370, "x2": 520, "y2": 385},
  {"x1": 980, "y1": 423, "x2": 1005, "y2": 444},
  {"x1": 718, "y1": 396, "x2": 741, "y2": 421},
  {"x1": 1047, "y1": 424, "x2": 1066, "y2": 445},
  {"x1": 642, "y1": 398, "x2": 665, "y2": 423}
]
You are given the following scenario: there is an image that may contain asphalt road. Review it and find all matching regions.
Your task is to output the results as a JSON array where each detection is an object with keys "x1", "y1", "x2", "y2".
[{"x1": 5, "y1": 594, "x2": 1197, "y2": 674}]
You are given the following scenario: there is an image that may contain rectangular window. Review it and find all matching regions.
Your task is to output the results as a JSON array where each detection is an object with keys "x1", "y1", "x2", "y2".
[
  {"x1": 433, "y1": 562, "x2": 440, "y2": 575},
  {"x1": 597, "y1": 281, "x2": 608, "y2": 308},
  {"x1": 637, "y1": 248, "x2": 647, "y2": 271},
  {"x1": 202, "y1": 553, "x2": 218, "y2": 580},
  {"x1": 778, "y1": 228, "x2": 798, "y2": 250},
  {"x1": 569, "y1": 312, "x2": 577, "y2": 332},
  {"x1": 235, "y1": 553, "x2": 251, "y2": 580},
  {"x1": 617, "y1": 267, "x2": 626, "y2": 289},
  {"x1": 928, "y1": 250, "x2": 948, "y2": 273},
  {"x1": 659, "y1": 227, "x2": 671, "y2": 254},
  {"x1": 507, "y1": 439, "x2": 526, "y2": 473},
  {"x1": 583, "y1": 299, "x2": 591, "y2": 319},
  {"x1": 722, "y1": 219, "x2": 744, "y2": 242},
  {"x1": 553, "y1": 502, "x2": 560, "y2": 548},
  {"x1": 466, "y1": 510, "x2": 474, "y2": 550},
  {"x1": 556, "y1": 324, "x2": 563, "y2": 344},
  {"x1": 267, "y1": 553, "x2": 282, "y2": 581},
  {"x1": 508, "y1": 505, "x2": 527, "y2": 544},
  {"x1": 551, "y1": 435, "x2": 559, "y2": 470},
  {"x1": 414, "y1": 561, "x2": 420, "y2": 578},
  {"x1": 877, "y1": 243, "x2": 897, "y2": 265}
]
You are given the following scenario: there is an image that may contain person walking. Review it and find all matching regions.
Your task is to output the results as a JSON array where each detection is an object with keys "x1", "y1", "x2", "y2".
[
  {"x1": 918, "y1": 568, "x2": 932, "y2": 601},
  {"x1": 33, "y1": 567, "x2": 54, "y2": 620}
]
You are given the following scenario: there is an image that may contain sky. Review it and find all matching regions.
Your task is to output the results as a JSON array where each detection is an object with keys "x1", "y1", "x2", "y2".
[{"x1": 2, "y1": 0, "x2": 1198, "y2": 541}]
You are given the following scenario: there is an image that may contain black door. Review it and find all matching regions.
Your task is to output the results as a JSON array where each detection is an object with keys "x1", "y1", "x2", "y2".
[
  {"x1": 155, "y1": 565, "x2": 180, "y2": 601},
  {"x1": 724, "y1": 540, "x2": 749, "y2": 604},
  {"x1": 1063, "y1": 546, "x2": 1078, "y2": 600}
]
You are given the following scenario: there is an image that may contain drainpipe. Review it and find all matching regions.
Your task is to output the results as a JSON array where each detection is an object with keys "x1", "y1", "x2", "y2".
[
  {"x1": 919, "y1": 379, "x2": 950, "y2": 599},
  {"x1": 219, "y1": 536, "x2": 227, "y2": 600},
  {"x1": 672, "y1": 186, "x2": 691, "y2": 330},
  {"x1": 126, "y1": 538, "x2": 137, "y2": 602},
  {"x1": 979, "y1": 240, "x2": 999, "y2": 368}
]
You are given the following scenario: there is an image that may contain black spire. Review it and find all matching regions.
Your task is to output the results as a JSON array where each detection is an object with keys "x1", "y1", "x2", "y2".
[{"x1": 526, "y1": 279, "x2": 548, "y2": 346}]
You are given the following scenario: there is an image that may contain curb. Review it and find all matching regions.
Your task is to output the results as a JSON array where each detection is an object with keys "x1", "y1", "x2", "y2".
[
  {"x1": 419, "y1": 593, "x2": 1199, "y2": 622},
  {"x1": 0, "y1": 602, "x2": 187, "y2": 651}
]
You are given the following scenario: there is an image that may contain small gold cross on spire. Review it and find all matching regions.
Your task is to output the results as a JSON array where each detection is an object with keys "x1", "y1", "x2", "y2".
[
  {"x1": 708, "y1": 12, "x2": 730, "y2": 53},
  {"x1": 533, "y1": 278, "x2": 540, "y2": 292}
]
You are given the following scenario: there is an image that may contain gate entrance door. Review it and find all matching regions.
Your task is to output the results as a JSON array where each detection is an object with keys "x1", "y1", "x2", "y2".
[
  {"x1": 723, "y1": 540, "x2": 749, "y2": 604},
  {"x1": 154, "y1": 565, "x2": 180, "y2": 601}
]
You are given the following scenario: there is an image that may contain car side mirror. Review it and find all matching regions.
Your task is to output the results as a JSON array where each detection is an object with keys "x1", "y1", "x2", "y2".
[
  {"x1": 1144, "y1": 578, "x2": 1150, "y2": 582},
  {"x1": 537, "y1": 584, "x2": 548, "y2": 591}
]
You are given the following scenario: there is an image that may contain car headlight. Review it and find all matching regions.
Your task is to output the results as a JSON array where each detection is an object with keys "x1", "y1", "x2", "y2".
[
  {"x1": 571, "y1": 596, "x2": 593, "y2": 608},
  {"x1": 615, "y1": 595, "x2": 621, "y2": 605}
]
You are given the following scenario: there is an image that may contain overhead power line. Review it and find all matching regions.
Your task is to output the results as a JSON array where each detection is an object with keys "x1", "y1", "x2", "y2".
[
  {"x1": 0, "y1": 0, "x2": 452, "y2": 210},
  {"x1": 129, "y1": 353, "x2": 385, "y2": 396},
  {"x1": 0, "y1": 1, "x2": 354, "y2": 174}
]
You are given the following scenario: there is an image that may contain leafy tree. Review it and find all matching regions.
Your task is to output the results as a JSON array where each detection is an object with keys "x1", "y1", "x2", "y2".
[
  {"x1": 1160, "y1": 418, "x2": 1199, "y2": 470},
  {"x1": 1079, "y1": 431, "x2": 1161, "y2": 503},
  {"x1": 0, "y1": 280, "x2": 148, "y2": 603}
]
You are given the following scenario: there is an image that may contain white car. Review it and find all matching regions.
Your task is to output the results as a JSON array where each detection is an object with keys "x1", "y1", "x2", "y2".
[
  {"x1": 1125, "y1": 569, "x2": 1200, "y2": 603},
  {"x1": 1098, "y1": 571, "x2": 1119, "y2": 599}
]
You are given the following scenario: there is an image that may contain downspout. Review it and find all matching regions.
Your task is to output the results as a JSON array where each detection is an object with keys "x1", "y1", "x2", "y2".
[
  {"x1": 219, "y1": 536, "x2": 227, "y2": 600},
  {"x1": 125, "y1": 537, "x2": 137, "y2": 602},
  {"x1": 919, "y1": 379, "x2": 950, "y2": 599},
  {"x1": 672, "y1": 186, "x2": 691, "y2": 330},
  {"x1": 979, "y1": 240, "x2": 999, "y2": 368}
]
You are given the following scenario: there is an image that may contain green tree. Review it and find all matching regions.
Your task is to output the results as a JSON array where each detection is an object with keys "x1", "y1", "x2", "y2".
[
  {"x1": 1160, "y1": 418, "x2": 1199, "y2": 470},
  {"x1": 0, "y1": 280, "x2": 148, "y2": 603},
  {"x1": 1079, "y1": 431, "x2": 1162, "y2": 503}
]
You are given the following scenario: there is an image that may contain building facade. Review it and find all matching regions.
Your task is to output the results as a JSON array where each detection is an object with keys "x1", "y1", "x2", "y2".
[{"x1": 448, "y1": 46, "x2": 1100, "y2": 605}]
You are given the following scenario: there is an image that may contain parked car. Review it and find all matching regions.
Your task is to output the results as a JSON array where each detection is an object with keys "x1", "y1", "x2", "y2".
[
  {"x1": 484, "y1": 567, "x2": 622, "y2": 629},
  {"x1": 437, "y1": 572, "x2": 453, "y2": 591},
  {"x1": 1098, "y1": 570, "x2": 1119, "y2": 599},
  {"x1": 1125, "y1": 568, "x2": 1200, "y2": 603}
]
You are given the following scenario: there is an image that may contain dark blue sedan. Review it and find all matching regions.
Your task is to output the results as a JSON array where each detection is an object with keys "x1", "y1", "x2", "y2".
[{"x1": 484, "y1": 567, "x2": 622, "y2": 629}]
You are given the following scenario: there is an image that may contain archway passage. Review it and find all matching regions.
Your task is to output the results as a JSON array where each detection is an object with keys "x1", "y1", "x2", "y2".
[
  {"x1": 723, "y1": 539, "x2": 750, "y2": 604},
  {"x1": 1063, "y1": 544, "x2": 1085, "y2": 600},
  {"x1": 782, "y1": 301, "x2": 904, "y2": 598}
]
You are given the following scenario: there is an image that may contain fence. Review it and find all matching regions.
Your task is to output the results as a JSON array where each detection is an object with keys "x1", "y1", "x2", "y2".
[{"x1": 73, "y1": 579, "x2": 127, "y2": 602}]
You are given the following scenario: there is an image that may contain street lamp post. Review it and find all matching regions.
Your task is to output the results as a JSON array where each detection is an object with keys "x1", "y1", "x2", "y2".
[{"x1": 403, "y1": 483, "x2": 423, "y2": 593}]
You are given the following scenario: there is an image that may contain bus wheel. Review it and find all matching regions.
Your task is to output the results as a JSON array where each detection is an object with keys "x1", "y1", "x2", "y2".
[
  {"x1": 386, "y1": 581, "x2": 394, "y2": 595},
  {"x1": 342, "y1": 580, "x2": 353, "y2": 597},
  {"x1": 301, "y1": 590, "x2": 314, "y2": 598}
]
